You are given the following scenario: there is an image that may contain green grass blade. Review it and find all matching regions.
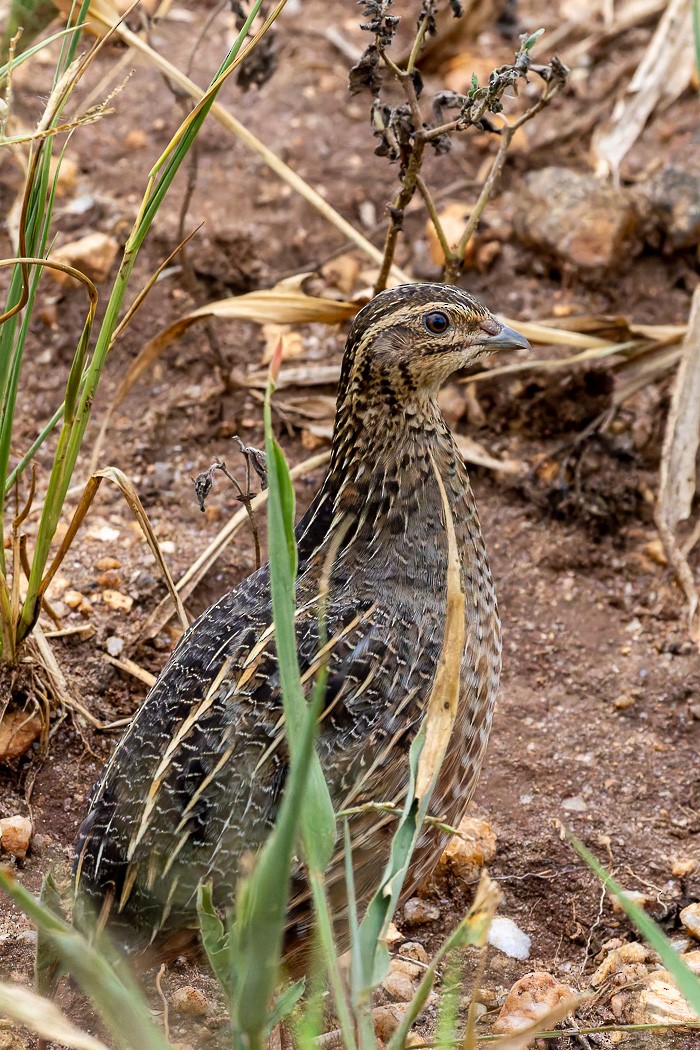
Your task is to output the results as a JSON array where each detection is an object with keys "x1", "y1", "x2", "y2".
[
  {"x1": 2, "y1": 1, "x2": 59, "y2": 58},
  {"x1": 266, "y1": 977, "x2": 306, "y2": 1035},
  {"x1": 36, "y1": 872, "x2": 67, "y2": 996},
  {"x1": 0, "y1": 24, "x2": 82, "y2": 82},
  {"x1": 263, "y1": 377, "x2": 335, "y2": 872},
  {"x1": 568, "y1": 832, "x2": 700, "y2": 1015},
  {"x1": 356, "y1": 730, "x2": 427, "y2": 991},
  {"x1": 4, "y1": 401, "x2": 64, "y2": 495},
  {"x1": 433, "y1": 951, "x2": 462, "y2": 1050},
  {"x1": 15, "y1": 1, "x2": 275, "y2": 644},
  {"x1": 232, "y1": 689, "x2": 323, "y2": 1044},
  {"x1": 196, "y1": 882, "x2": 231, "y2": 998},
  {"x1": 231, "y1": 364, "x2": 333, "y2": 1046},
  {"x1": 0, "y1": 868, "x2": 173, "y2": 1050}
]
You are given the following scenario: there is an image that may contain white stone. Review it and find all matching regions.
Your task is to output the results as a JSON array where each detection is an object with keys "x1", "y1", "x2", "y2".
[
  {"x1": 562, "y1": 796, "x2": 588, "y2": 812},
  {"x1": 487, "y1": 916, "x2": 531, "y2": 960},
  {"x1": 106, "y1": 636, "x2": 124, "y2": 657}
]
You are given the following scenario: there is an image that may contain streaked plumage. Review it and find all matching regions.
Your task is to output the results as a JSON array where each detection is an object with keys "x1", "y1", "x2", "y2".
[{"x1": 74, "y1": 283, "x2": 528, "y2": 968}]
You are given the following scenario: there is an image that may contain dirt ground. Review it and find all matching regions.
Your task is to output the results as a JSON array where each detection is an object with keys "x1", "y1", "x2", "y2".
[{"x1": 1, "y1": 1, "x2": 700, "y2": 1047}]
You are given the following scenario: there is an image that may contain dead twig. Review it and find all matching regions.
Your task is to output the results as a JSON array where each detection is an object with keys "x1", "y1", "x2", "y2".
[
  {"x1": 349, "y1": 6, "x2": 568, "y2": 290},
  {"x1": 194, "y1": 439, "x2": 267, "y2": 570}
]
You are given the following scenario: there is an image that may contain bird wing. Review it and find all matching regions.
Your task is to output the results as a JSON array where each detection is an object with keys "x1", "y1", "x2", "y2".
[{"x1": 74, "y1": 562, "x2": 438, "y2": 947}]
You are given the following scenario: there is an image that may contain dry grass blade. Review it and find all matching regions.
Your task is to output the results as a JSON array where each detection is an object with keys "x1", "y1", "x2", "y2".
[
  {"x1": 0, "y1": 981, "x2": 111, "y2": 1050},
  {"x1": 454, "y1": 436, "x2": 525, "y2": 477},
  {"x1": 415, "y1": 451, "x2": 465, "y2": 799},
  {"x1": 469, "y1": 338, "x2": 639, "y2": 385},
  {"x1": 142, "y1": 450, "x2": 331, "y2": 638},
  {"x1": 612, "y1": 343, "x2": 684, "y2": 406},
  {"x1": 655, "y1": 285, "x2": 700, "y2": 639},
  {"x1": 31, "y1": 624, "x2": 74, "y2": 711},
  {"x1": 38, "y1": 467, "x2": 188, "y2": 633},
  {"x1": 90, "y1": 279, "x2": 357, "y2": 468},
  {"x1": 105, "y1": 655, "x2": 157, "y2": 688},
  {"x1": 592, "y1": 0, "x2": 693, "y2": 178}
]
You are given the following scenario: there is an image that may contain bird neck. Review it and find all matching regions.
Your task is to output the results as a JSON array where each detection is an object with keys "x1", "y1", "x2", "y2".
[{"x1": 296, "y1": 394, "x2": 480, "y2": 572}]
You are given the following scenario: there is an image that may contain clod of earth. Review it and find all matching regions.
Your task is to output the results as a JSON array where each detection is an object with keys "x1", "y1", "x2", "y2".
[
  {"x1": 514, "y1": 166, "x2": 642, "y2": 271},
  {"x1": 432, "y1": 813, "x2": 497, "y2": 883},
  {"x1": 49, "y1": 232, "x2": 119, "y2": 288},
  {"x1": 0, "y1": 710, "x2": 42, "y2": 763}
]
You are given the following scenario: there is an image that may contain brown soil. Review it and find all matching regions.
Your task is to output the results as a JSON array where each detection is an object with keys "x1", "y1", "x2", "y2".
[{"x1": 1, "y1": 2, "x2": 699, "y2": 1048}]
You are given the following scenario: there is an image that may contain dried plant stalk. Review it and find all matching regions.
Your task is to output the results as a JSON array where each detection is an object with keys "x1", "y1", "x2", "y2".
[{"x1": 656, "y1": 285, "x2": 700, "y2": 639}]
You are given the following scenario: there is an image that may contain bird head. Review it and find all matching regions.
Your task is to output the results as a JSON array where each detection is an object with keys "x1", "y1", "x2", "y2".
[{"x1": 338, "y1": 283, "x2": 530, "y2": 410}]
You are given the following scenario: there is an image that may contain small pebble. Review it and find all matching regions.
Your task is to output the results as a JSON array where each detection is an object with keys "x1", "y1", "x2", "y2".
[
  {"x1": 492, "y1": 972, "x2": 576, "y2": 1034},
  {"x1": 435, "y1": 815, "x2": 497, "y2": 882},
  {"x1": 0, "y1": 710, "x2": 42, "y2": 762},
  {"x1": 399, "y1": 941, "x2": 428, "y2": 963},
  {"x1": 561, "y1": 795, "x2": 588, "y2": 812},
  {"x1": 382, "y1": 969, "x2": 416, "y2": 1002},
  {"x1": 372, "y1": 1004, "x2": 406, "y2": 1041},
  {"x1": 106, "y1": 636, "x2": 125, "y2": 657},
  {"x1": 612, "y1": 969, "x2": 699, "y2": 1025},
  {"x1": 50, "y1": 233, "x2": 119, "y2": 288},
  {"x1": 102, "y1": 590, "x2": 134, "y2": 613},
  {"x1": 403, "y1": 897, "x2": 440, "y2": 924},
  {"x1": 672, "y1": 858, "x2": 696, "y2": 877},
  {"x1": 680, "y1": 902, "x2": 700, "y2": 940},
  {"x1": 64, "y1": 589, "x2": 85, "y2": 609},
  {"x1": 682, "y1": 950, "x2": 700, "y2": 975},
  {"x1": 170, "y1": 985, "x2": 209, "y2": 1017},
  {"x1": 96, "y1": 556, "x2": 122, "y2": 571},
  {"x1": 391, "y1": 957, "x2": 423, "y2": 980},
  {"x1": 385, "y1": 921, "x2": 402, "y2": 948},
  {"x1": 0, "y1": 815, "x2": 33, "y2": 859},
  {"x1": 125, "y1": 128, "x2": 148, "y2": 150},
  {"x1": 87, "y1": 524, "x2": 120, "y2": 543}
]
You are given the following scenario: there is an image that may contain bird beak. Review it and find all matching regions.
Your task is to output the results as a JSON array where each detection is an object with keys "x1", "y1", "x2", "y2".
[{"x1": 483, "y1": 321, "x2": 531, "y2": 352}]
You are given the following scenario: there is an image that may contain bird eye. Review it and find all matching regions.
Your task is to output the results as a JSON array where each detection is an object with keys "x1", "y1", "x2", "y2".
[{"x1": 424, "y1": 311, "x2": 450, "y2": 334}]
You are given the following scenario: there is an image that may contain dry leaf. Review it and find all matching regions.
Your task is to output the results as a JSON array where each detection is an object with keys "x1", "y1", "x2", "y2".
[
  {"x1": 261, "y1": 323, "x2": 306, "y2": 365},
  {"x1": 592, "y1": 0, "x2": 694, "y2": 179}
]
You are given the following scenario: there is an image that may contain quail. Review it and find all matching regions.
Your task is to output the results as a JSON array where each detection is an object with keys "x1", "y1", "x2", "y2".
[{"x1": 74, "y1": 283, "x2": 529, "y2": 968}]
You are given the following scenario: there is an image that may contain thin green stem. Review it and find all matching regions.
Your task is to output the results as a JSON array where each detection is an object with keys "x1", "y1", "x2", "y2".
[
  {"x1": 308, "y1": 873, "x2": 359, "y2": 1050},
  {"x1": 406, "y1": 18, "x2": 428, "y2": 74}
]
